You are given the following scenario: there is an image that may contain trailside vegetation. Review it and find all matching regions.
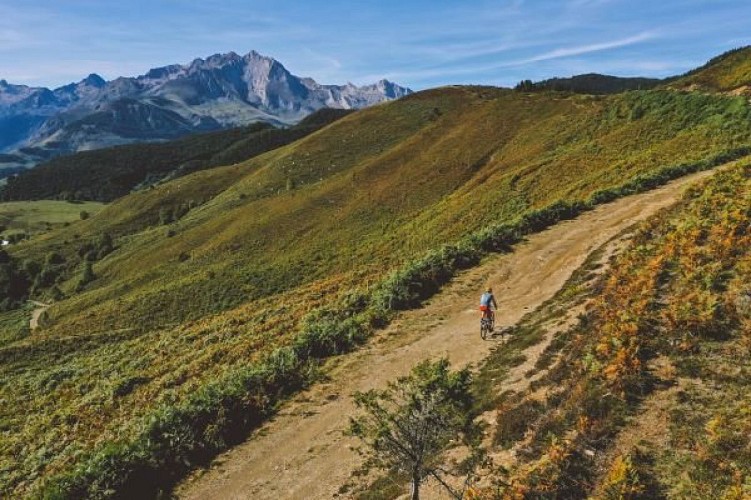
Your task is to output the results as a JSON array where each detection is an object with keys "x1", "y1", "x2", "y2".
[
  {"x1": 349, "y1": 359, "x2": 475, "y2": 500},
  {"x1": 466, "y1": 162, "x2": 751, "y2": 498}
]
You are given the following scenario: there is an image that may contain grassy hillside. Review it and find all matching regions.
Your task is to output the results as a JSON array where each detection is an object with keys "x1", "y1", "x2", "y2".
[
  {"x1": 669, "y1": 46, "x2": 751, "y2": 92},
  {"x1": 0, "y1": 200, "x2": 104, "y2": 238},
  {"x1": 2, "y1": 81, "x2": 751, "y2": 496},
  {"x1": 0, "y1": 108, "x2": 352, "y2": 202},
  {"x1": 473, "y1": 161, "x2": 751, "y2": 498}
]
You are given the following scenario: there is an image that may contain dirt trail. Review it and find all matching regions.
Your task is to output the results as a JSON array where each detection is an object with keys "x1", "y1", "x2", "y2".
[
  {"x1": 29, "y1": 300, "x2": 50, "y2": 330},
  {"x1": 176, "y1": 169, "x2": 718, "y2": 500}
]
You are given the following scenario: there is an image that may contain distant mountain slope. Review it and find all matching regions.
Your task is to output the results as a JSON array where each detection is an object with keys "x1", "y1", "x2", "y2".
[
  {"x1": 516, "y1": 73, "x2": 662, "y2": 94},
  {"x1": 668, "y1": 46, "x2": 751, "y2": 93},
  {"x1": 515, "y1": 46, "x2": 751, "y2": 96},
  {"x1": 0, "y1": 51, "x2": 411, "y2": 168},
  {"x1": 1, "y1": 108, "x2": 352, "y2": 202}
]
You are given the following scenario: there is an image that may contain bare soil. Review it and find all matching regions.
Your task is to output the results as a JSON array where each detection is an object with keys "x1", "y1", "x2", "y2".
[
  {"x1": 29, "y1": 300, "x2": 50, "y2": 330},
  {"x1": 176, "y1": 169, "x2": 717, "y2": 500}
]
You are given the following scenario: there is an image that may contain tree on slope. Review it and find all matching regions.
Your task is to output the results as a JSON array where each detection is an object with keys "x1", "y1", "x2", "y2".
[{"x1": 349, "y1": 358, "x2": 476, "y2": 500}]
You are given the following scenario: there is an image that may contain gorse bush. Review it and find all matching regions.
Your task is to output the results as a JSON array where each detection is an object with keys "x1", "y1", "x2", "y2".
[{"x1": 0, "y1": 251, "x2": 30, "y2": 311}]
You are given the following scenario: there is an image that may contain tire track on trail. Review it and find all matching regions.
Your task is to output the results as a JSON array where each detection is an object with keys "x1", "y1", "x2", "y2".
[{"x1": 176, "y1": 168, "x2": 720, "y2": 500}]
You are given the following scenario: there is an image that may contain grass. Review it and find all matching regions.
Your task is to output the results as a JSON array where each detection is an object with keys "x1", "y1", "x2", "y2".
[
  {"x1": 3, "y1": 79, "x2": 751, "y2": 497},
  {"x1": 0, "y1": 305, "x2": 31, "y2": 347},
  {"x1": 467, "y1": 161, "x2": 751, "y2": 498},
  {"x1": 0, "y1": 200, "x2": 104, "y2": 237},
  {"x1": 670, "y1": 46, "x2": 751, "y2": 92}
]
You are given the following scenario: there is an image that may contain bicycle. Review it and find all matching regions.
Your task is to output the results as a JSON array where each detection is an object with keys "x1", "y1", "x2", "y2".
[{"x1": 480, "y1": 313, "x2": 495, "y2": 340}]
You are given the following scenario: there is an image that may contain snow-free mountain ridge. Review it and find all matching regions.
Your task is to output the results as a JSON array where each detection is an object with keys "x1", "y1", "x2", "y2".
[{"x1": 0, "y1": 50, "x2": 411, "y2": 169}]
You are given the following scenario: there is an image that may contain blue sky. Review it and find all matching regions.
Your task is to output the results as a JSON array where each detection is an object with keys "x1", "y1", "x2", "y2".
[{"x1": 1, "y1": 0, "x2": 750, "y2": 90}]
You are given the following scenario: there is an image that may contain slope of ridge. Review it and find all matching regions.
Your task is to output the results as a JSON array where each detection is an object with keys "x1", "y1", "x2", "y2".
[
  {"x1": 175, "y1": 164, "x2": 722, "y2": 500},
  {"x1": 16, "y1": 88, "x2": 751, "y2": 333},
  {"x1": 468, "y1": 160, "x2": 751, "y2": 498},
  {"x1": 669, "y1": 46, "x2": 751, "y2": 93},
  {"x1": 0, "y1": 108, "x2": 352, "y2": 202},
  {"x1": 2, "y1": 84, "x2": 751, "y2": 496}
]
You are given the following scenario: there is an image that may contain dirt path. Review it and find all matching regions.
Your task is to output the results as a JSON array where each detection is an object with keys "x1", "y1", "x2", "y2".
[
  {"x1": 176, "y1": 169, "x2": 718, "y2": 500},
  {"x1": 29, "y1": 300, "x2": 50, "y2": 330}
]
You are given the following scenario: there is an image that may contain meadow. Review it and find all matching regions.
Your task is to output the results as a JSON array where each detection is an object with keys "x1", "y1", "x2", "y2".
[{"x1": 0, "y1": 200, "x2": 104, "y2": 237}]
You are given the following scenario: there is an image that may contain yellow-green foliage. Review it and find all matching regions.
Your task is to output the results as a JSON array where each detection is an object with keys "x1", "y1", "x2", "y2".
[
  {"x1": 487, "y1": 162, "x2": 751, "y2": 498},
  {"x1": 598, "y1": 454, "x2": 645, "y2": 499},
  {"x1": 2, "y1": 86, "x2": 751, "y2": 496},
  {"x1": 670, "y1": 46, "x2": 751, "y2": 92},
  {"x1": 0, "y1": 200, "x2": 104, "y2": 236}
]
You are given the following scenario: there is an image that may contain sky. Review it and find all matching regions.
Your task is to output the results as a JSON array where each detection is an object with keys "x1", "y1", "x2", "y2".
[{"x1": 1, "y1": 0, "x2": 750, "y2": 90}]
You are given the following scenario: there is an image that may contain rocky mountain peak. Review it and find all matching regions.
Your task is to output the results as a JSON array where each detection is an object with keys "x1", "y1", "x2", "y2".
[
  {"x1": 0, "y1": 49, "x2": 412, "y2": 166},
  {"x1": 81, "y1": 73, "x2": 106, "y2": 88}
]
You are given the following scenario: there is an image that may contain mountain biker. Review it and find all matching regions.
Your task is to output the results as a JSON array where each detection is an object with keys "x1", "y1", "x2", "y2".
[{"x1": 479, "y1": 287, "x2": 497, "y2": 321}]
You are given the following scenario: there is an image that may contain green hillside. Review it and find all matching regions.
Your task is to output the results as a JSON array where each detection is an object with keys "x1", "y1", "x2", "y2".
[
  {"x1": 0, "y1": 108, "x2": 352, "y2": 202},
  {"x1": 0, "y1": 200, "x2": 104, "y2": 237},
  {"x1": 669, "y1": 46, "x2": 751, "y2": 92},
  {"x1": 474, "y1": 160, "x2": 751, "y2": 498},
  {"x1": 2, "y1": 52, "x2": 751, "y2": 496}
]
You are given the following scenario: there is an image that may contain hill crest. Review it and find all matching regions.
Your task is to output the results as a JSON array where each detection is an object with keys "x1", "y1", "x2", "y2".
[{"x1": 668, "y1": 46, "x2": 751, "y2": 93}]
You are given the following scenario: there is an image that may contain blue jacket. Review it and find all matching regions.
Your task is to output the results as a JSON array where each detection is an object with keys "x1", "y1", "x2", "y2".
[{"x1": 480, "y1": 292, "x2": 497, "y2": 308}]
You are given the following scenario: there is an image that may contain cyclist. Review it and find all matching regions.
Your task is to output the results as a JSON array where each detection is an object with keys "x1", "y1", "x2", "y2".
[{"x1": 479, "y1": 287, "x2": 497, "y2": 321}]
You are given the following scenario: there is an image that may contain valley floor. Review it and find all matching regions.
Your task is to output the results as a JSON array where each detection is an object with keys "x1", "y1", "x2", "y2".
[{"x1": 175, "y1": 168, "x2": 719, "y2": 499}]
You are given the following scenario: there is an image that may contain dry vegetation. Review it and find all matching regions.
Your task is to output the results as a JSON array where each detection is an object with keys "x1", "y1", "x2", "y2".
[{"x1": 466, "y1": 161, "x2": 751, "y2": 498}]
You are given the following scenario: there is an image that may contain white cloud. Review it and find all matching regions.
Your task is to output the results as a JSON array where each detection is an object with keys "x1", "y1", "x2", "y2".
[{"x1": 519, "y1": 32, "x2": 657, "y2": 64}]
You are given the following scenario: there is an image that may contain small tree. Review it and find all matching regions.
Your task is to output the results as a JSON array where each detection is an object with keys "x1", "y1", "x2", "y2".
[
  {"x1": 96, "y1": 232, "x2": 114, "y2": 258},
  {"x1": 159, "y1": 207, "x2": 174, "y2": 225},
  {"x1": 76, "y1": 261, "x2": 95, "y2": 291},
  {"x1": 349, "y1": 359, "x2": 475, "y2": 500},
  {"x1": 515, "y1": 79, "x2": 535, "y2": 92}
]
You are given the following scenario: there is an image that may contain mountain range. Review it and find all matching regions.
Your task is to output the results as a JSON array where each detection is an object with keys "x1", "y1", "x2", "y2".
[{"x1": 0, "y1": 50, "x2": 411, "y2": 170}]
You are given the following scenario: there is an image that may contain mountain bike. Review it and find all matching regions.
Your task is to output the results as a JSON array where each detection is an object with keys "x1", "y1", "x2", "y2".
[{"x1": 480, "y1": 313, "x2": 494, "y2": 340}]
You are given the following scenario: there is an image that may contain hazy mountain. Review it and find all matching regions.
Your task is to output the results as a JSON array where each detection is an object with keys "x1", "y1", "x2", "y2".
[{"x1": 0, "y1": 50, "x2": 411, "y2": 169}]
